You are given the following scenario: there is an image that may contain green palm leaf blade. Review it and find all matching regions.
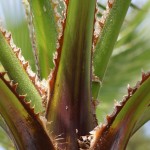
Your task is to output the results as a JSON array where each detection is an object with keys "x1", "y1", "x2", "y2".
[
  {"x1": 132, "y1": 107, "x2": 150, "y2": 135},
  {"x1": 92, "y1": 0, "x2": 131, "y2": 99},
  {"x1": 8, "y1": 22, "x2": 36, "y2": 71},
  {"x1": 98, "y1": 1, "x2": 150, "y2": 121},
  {"x1": 90, "y1": 73, "x2": 150, "y2": 149},
  {"x1": 26, "y1": 0, "x2": 57, "y2": 78},
  {"x1": 0, "y1": 29, "x2": 44, "y2": 113}
]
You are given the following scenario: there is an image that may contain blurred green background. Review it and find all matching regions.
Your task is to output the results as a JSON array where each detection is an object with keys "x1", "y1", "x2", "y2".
[{"x1": 0, "y1": 0, "x2": 150, "y2": 149}]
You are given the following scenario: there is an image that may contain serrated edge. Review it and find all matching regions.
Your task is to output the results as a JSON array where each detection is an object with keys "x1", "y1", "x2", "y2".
[
  {"x1": 0, "y1": 27, "x2": 48, "y2": 108},
  {"x1": 92, "y1": 0, "x2": 114, "y2": 52},
  {"x1": 89, "y1": 71, "x2": 150, "y2": 149},
  {"x1": 22, "y1": 0, "x2": 40, "y2": 77},
  {"x1": 0, "y1": 72, "x2": 39, "y2": 119},
  {"x1": 46, "y1": 0, "x2": 69, "y2": 113},
  {"x1": 52, "y1": 0, "x2": 68, "y2": 40},
  {"x1": 91, "y1": 0, "x2": 115, "y2": 95},
  {"x1": 0, "y1": 72, "x2": 52, "y2": 137}
]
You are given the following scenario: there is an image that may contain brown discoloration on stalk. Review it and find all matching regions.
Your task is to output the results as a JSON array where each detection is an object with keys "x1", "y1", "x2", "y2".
[
  {"x1": 46, "y1": 0, "x2": 96, "y2": 149},
  {"x1": 0, "y1": 77, "x2": 55, "y2": 150},
  {"x1": 0, "y1": 72, "x2": 39, "y2": 120}
]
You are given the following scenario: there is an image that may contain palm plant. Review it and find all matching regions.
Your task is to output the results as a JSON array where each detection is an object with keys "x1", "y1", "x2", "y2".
[{"x1": 0, "y1": 0, "x2": 150, "y2": 149}]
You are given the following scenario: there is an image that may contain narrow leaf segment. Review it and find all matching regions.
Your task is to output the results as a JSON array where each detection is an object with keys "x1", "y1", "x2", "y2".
[
  {"x1": 0, "y1": 74, "x2": 54, "y2": 150},
  {"x1": 26, "y1": 0, "x2": 57, "y2": 78},
  {"x1": 0, "y1": 28, "x2": 44, "y2": 113},
  {"x1": 92, "y1": 0, "x2": 131, "y2": 99},
  {"x1": 89, "y1": 72, "x2": 150, "y2": 149}
]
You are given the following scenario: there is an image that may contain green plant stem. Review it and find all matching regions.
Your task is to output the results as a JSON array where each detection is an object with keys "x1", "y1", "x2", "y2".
[
  {"x1": 0, "y1": 31, "x2": 44, "y2": 113},
  {"x1": 92, "y1": 0, "x2": 131, "y2": 99}
]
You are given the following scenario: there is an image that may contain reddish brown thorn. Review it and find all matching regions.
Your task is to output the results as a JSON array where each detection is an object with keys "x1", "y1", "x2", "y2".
[
  {"x1": 6, "y1": 34, "x2": 12, "y2": 42},
  {"x1": 23, "y1": 61, "x2": 29, "y2": 70},
  {"x1": 1, "y1": 30, "x2": 6, "y2": 36},
  {"x1": 108, "y1": 1, "x2": 113, "y2": 8},
  {"x1": 99, "y1": 21, "x2": 104, "y2": 28},
  {"x1": 14, "y1": 48, "x2": 21, "y2": 57},
  {"x1": 127, "y1": 84, "x2": 133, "y2": 95},
  {"x1": 106, "y1": 115, "x2": 113, "y2": 125},
  {"x1": 30, "y1": 75, "x2": 36, "y2": 83},
  {"x1": 12, "y1": 83, "x2": 18, "y2": 91},
  {"x1": 141, "y1": 71, "x2": 150, "y2": 82},
  {"x1": 19, "y1": 95, "x2": 26, "y2": 101},
  {"x1": 64, "y1": 0, "x2": 69, "y2": 6},
  {"x1": 0, "y1": 72, "x2": 7, "y2": 77},
  {"x1": 142, "y1": 72, "x2": 147, "y2": 81}
]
